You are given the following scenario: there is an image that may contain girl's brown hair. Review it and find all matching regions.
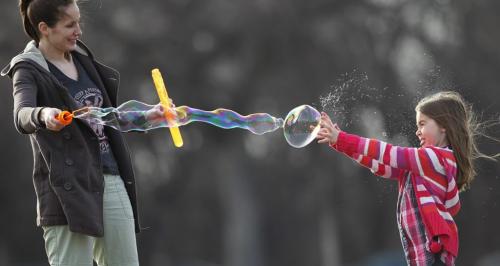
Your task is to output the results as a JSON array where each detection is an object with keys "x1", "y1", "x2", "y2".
[
  {"x1": 416, "y1": 91, "x2": 498, "y2": 191},
  {"x1": 19, "y1": 0, "x2": 75, "y2": 43}
]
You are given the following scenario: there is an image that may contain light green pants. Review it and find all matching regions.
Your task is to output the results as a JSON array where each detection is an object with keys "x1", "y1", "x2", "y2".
[{"x1": 42, "y1": 175, "x2": 139, "y2": 266}]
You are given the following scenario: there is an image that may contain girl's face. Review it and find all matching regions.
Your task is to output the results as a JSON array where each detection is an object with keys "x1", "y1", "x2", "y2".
[
  {"x1": 40, "y1": 3, "x2": 82, "y2": 52},
  {"x1": 416, "y1": 111, "x2": 448, "y2": 147}
]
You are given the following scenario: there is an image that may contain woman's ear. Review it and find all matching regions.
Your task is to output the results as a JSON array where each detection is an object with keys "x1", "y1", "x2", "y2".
[{"x1": 38, "y1": 22, "x2": 49, "y2": 38}]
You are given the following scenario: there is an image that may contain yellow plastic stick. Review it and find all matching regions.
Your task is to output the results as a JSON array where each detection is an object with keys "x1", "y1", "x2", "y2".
[{"x1": 151, "y1": 69, "x2": 184, "y2": 148}]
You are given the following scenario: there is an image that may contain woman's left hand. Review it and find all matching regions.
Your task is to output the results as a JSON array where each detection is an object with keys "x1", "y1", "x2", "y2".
[{"x1": 145, "y1": 99, "x2": 176, "y2": 121}]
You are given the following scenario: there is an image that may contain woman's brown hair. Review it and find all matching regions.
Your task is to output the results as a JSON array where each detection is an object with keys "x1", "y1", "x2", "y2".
[
  {"x1": 416, "y1": 91, "x2": 499, "y2": 191},
  {"x1": 19, "y1": 0, "x2": 75, "y2": 43}
]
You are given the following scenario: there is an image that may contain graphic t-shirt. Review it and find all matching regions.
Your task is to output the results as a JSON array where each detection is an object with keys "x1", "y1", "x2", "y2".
[{"x1": 47, "y1": 56, "x2": 120, "y2": 175}]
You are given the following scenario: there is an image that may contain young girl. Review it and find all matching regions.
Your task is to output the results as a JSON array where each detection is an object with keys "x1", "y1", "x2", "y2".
[{"x1": 316, "y1": 91, "x2": 484, "y2": 266}]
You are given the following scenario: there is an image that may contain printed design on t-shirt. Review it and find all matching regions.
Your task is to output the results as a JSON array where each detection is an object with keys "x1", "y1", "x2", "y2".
[{"x1": 74, "y1": 88, "x2": 111, "y2": 153}]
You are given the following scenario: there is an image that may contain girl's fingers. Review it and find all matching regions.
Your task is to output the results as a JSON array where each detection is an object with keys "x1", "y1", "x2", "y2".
[
  {"x1": 326, "y1": 118, "x2": 334, "y2": 127},
  {"x1": 320, "y1": 116, "x2": 334, "y2": 126},
  {"x1": 316, "y1": 132, "x2": 330, "y2": 139},
  {"x1": 316, "y1": 134, "x2": 327, "y2": 141},
  {"x1": 317, "y1": 128, "x2": 329, "y2": 135},
  {"x1": 320, "y1": 122, "x2": 334, "y2": 133},
  {"x1": 317, "y1": 138, "x2": 331, "y2": 144}
]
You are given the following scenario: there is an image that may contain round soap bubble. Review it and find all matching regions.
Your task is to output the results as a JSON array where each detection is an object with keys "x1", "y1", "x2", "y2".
[{"x1": 283, "y1": 105, "x2": 321, "y2": 148}]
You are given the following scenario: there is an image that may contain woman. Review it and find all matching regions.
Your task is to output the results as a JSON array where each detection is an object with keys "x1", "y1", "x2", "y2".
[{"x1": 1, "y1": 0, "x2": 156, "y2": 265}]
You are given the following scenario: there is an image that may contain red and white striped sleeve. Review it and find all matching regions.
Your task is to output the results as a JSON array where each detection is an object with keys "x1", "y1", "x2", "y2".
[
  {"x1": 330, "y1": 143, "x2": 405, "y2": 181},
  {"x1": 334, "y1": 132, "x2": 460, "y2": 209}
]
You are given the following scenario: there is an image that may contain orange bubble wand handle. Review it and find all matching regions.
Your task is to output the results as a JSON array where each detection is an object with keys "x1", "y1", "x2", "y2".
[
  {"x1": 151, "y1": 68, "x2": 184, "y2": 148},
  {"x1": 55, "y1": 111, "x2": 73, "y2": 126}
]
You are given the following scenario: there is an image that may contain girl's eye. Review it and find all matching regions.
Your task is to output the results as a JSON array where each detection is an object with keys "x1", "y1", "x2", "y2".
[{"x1": 66, "y1": 22, "x2": 80, "y2": 28}]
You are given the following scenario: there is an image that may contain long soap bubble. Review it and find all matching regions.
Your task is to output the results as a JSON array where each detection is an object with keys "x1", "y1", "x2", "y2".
[{"x1": 65, "y1": 101, "x2": 320, "y2": 148}]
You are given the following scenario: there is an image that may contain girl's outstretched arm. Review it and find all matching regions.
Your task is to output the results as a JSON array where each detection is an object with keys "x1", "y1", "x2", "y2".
[
  {"x1": 317, "y1": 112, "x2": 454, "y2": 192},
  {"x1": 317, "y1": 113, "x2": 404, "y2": 180},
  {"x1": 331, "y1": 144, "x2": 406, "y2": 180},
  {"x1": 334, "y1": 131, "x2": 453, "y2": 182}
]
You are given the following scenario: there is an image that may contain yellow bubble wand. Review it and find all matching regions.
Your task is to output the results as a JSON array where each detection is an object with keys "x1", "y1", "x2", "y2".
[{"x1": 151, "y1": 68, "x2": 184, "y2": 148}]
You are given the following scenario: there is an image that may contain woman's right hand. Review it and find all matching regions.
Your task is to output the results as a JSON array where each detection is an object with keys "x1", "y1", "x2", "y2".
[{"x1": 40, "y1": 108, "x2": 66, "y2": 131}]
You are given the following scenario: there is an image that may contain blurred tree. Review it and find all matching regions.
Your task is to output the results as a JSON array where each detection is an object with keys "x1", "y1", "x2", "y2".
[{"x1": 0, "y1": 0, "x2": 498, "y2": 265}]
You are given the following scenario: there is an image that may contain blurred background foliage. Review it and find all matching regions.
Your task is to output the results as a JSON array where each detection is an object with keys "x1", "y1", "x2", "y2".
[{"x1": 1, "y1": 0, "x2": 499, "y2": 265}]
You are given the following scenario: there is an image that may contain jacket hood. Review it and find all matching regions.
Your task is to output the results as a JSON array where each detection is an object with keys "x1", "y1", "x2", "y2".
[{"x1": 1, "y1": 40, "x2": 91, "y2": 77}]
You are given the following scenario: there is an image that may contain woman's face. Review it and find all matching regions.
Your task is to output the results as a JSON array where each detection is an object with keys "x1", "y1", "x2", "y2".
[
  {"x1": 415, "y1": 111, "x2": 447, "y2": 147},
  {"x1": 40, "y1": 3, "x2": 82, "y2": 52}
]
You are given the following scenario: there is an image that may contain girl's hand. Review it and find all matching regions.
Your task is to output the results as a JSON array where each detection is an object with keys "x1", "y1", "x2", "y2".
[
  {"x1": 41, "y1": 108, "x2": 66, "y2": 131},
  {"x1": 316, "y1": 112, "x2": 341, "y2": 145}
]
